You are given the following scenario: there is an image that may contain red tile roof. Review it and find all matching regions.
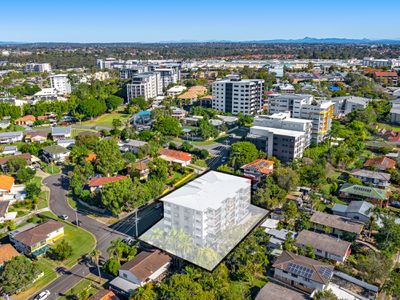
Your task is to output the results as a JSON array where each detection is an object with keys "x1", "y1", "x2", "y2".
[
  {"x1": 87, "y1": 290, "x2": 119, "y2": 300},
  {"x1": 0, "y1": 175, "x2": 14, "y2": 192},
  {"x1": 159, "y1": 148, "x2": 192, "y2": 162},
  {"x1": 241, "y1": 159, "x2": 274, "y2": 175},
  {"x1": 0, "y1": 244, "x2": 20, "y2": 266},
  {"x1": 84, "y1": 153, "x2": 97, "y2": 162},
  {"x1": 88, "y1": 176, "x2": 128, "y2": 187},
  {"x1": 364, "y1": 156, "x2": 396, "y2": 169},
  {"x1": 373, "y1": 71, "x2": 398, "y2": 77},
  {"x1": 15, "y1": 115, "x2": 36, "y2": 122},
  {"x1": 0, "y1": 153, "x2": 32, "y2": 165}
]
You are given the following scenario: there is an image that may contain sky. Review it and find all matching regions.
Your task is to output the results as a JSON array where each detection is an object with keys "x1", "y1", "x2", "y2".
[{"x1": 1, "y1": 0, "x2": 400, "y2": 43}]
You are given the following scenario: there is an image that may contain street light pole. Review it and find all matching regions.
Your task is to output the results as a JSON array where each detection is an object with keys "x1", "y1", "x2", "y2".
[{"x1": 135, "y1": 209, "x2": 138, "y2": 237}]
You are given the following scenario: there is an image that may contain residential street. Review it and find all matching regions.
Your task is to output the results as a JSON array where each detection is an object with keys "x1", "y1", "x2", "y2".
[{"x1": 29, "y1": 174, "x2": 127, "y2": 300}]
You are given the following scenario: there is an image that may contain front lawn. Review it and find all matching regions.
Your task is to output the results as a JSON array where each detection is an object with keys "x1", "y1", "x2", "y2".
[
  {"x1": 82, "y1": 111, "x2": 130, "y2": 128},
  {"x1": 39, "y1": 211, "x2": 96, "y2": 268},
  {"x1": 44, "y1": 163, "x2": 61, "y2": 174}
]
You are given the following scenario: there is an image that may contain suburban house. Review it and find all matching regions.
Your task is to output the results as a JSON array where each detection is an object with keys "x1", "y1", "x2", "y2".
[
  {"x1": 41, "y1": 145, "x2": 70, "y2": 163},
  {"x1": 0, "y1": 201, "x2": 17, "y2": 224},
  {"x1": 339, "y1": 183, "x2": 389, "y2": 207},
  {"x1": 241, "y1": 159, "x2": 274, "y2": 182},
  {"x1": 0, "y1": 119, "x2": 11, "y2": 129},
  {"x1": 57, "y1": 139, "x2": 75, "y2": 149},
  {"x1": 129, "y1": 159, "x2": 151, "y2": 181},
  {"x1": 119, "y1": 140, "x2": 148, "y2": 154},
  {"x1": 15, "y1": 115, "x2": 36, "y2": 126},
  {"x1": 310, "y1": 211, "x2": 363, "y2": 238},
  {"x1": 364, "y1": 156, "x2": 396, "y2": 171},
  {"x1": 0, "y1": 243, "x2": 20, "y2": 267},
  {"x1": 109, "y1": 250, "x2": 171, "y2": 298},
  {"x1": 88, "y1": 176, "x2": 128, "y2": 192},
  {"x1": 0, "y1": 131, "x2": 23, "y2": 144},
  {"x1": 158, "y1": 148, "x2": 192, "y2": 166},
  {"x1": 295, "y1": 230, "x2": 351, "y2": 263},
  {"x1": 0, "y1": 153, "x2": 32, "y2": 171},
  {"x1": 1, "y1": 145, "x2": 18, "y2": 155},
  {"x1": 9, "y1": 220, "x2": 64, "y2": 257},
  {"x1": 0, "y1": 175, "x2": 15, "y2": 201},
  {"x1": 273, "y1": 251, "x2": 334, "y2": 294},
  {"x1": 350, "y1": 169, "x2": 391, "y2": 188},
  {"x1": 332, "y1": 201, "x2": 375, "y2": 224},
  {"x1": 265, "y1": 228, "x2": 296, "y2": 250},
  {"x1": 87, "y1": 289, "x2": 120, "y2": 300},
  {"x1": 372, "y1": 70, "x2": 398, "y2": 86},
  {"x1": 255, "y1": 282, "x2": 308, "y2": 300},
  {"x1": 25, "y1": 130, "x2": 48, "y2": 143},
  {"x1": 51, "y1": 126, "x2": 72, "y2": 140}
]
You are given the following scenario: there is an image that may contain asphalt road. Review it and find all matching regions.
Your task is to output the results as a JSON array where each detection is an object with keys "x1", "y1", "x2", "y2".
[
  {"x1": 110, "y1": 202, "x2": 163, "y2": 238},
  {"x1": 29, "y1": 174, "x2": 127, "y2": 300}
]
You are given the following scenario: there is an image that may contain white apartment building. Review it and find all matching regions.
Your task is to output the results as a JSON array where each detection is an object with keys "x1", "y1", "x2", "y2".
[
  {"x1": 162, "y1": 171, "x2": 251, "y2": 247},
  {"x1": 127, "y1": 72, "x2": 162, "y2": 101},
  {"x1": 268, "y1": 94, "x2": 334, "y2": 143},
  {"x1": 362, "y1": 57, "x2": 400, "y2": 68},
  {"x1": 49, "y1": 74, "x2": 71, "y2": 94},
  {"x1": 25, "y1": 63, "x2": 52, "y2": 73},
  {"x1": 331, "y1": 96, "x2": 371, "y2": 116},
  {"x1": 153, "y1": 67, "x2": 179, "y2": 91},
  {"x1": 212, "y1": 75, "x2": 264, "y2": 115}
]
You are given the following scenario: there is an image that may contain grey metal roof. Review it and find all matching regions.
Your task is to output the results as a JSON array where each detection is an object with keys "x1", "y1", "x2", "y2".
[
  {"x1": 351, "y1": 169, "x2": 391, "y2": 181},
  {"x1": 346, "y1": 201, "x2": 374, "y2": 217},
  {"x1": 0, "y1": 131, "x2": 23, "y2": 138},
  {"x1": 52, "y1": 126, "x2": 71, "y2": 135},
  {"x1": 332, "y1": 203, "x2": 348, "y2": 214}
]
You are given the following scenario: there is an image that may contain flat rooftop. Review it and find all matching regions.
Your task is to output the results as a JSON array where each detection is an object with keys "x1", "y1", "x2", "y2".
[
  {"x1": 251, "y1": 126, "x2": 305, "y2": 137},
  {"x1": 161, "y1": 171, "x2": 251, "y2": 211}
]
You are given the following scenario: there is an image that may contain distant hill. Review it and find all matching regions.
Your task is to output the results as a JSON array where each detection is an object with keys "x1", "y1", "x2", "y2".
[{"x1": 1, "y1": 37, "x2": 400, "y2": 45}]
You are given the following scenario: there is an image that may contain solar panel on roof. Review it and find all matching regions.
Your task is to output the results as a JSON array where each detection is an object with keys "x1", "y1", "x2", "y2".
[
  {"x1": 287, "y1": 262, "x2": 314, "y2": 279},
  {"x1": 318, "y1": 266, "x2": 332, "y2": 279}
]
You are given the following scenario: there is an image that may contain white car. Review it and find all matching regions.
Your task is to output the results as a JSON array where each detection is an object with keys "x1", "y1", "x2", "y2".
[
  {"x1": 60, "y1": 214, "x2": 68, "y2": 220},
  {"x1": 34, "y1": 290, "x2": 50, "y2": 300}
]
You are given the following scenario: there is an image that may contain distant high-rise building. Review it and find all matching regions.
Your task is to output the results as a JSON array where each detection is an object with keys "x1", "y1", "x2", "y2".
[
  {"x1": 25, "y1": 63, "x2": 52, "y2": 73},
  {"x1": 49, "y1": 74, "x2": 71, "y2": 94},
  {"x1": 127, "y1": 72, "x2": 162, "y2": 101},
  {"x1": 212, "y1": 75, "x2": 264, "y2": 115}
]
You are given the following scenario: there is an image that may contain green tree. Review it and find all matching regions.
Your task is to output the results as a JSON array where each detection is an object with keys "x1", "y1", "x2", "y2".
[
  {"x1": 0, "y1": 256, "x2": 41, "y2": 294},
  {"x1": 230, "y1": 141, "x2": 259, "y2": 168},
  {"x1": 103, "y1": 258, "x2": 121, "y2": 276},
  {"x1": 105, "y1": 95, "x2": 123, "y2": 111},
  {"x1": 305, "y1": 245, "x2": 316, "y2": 259},
  {"x1": 131, "y1": 283, "x2": 157, "y2": 300},
  {"x1": 51, "y1": 240, "x2": 73, "y2": 261},
  {"x1": 153, "y1": 116, "x2": 181, "y2": 136},
  {"x1": 95, "y1": 139, "x2": 124, "y2": 176},
  {"x1": 283, "y1": 201, "x2": 298, "y2": 223},
  {"x1": 273, "y1": 167, "x2": 300, "y2": 192},
  {"x1": 314, "y1": 289, "x2": 338, "y2": 300}
]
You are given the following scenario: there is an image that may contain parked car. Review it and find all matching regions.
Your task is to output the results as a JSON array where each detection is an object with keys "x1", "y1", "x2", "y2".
[
  {"x1": 60, "y1": 214, "x2": 68, "y2": 220},
  {"x1": 33, "y1": 290, "x2": 50, "y2": 300},
  {"x1": 122, "y1": 237, "x2": 135, "y2": 246},
  {"x1": 72, "y1": 220, "x2": 82, "y2": 226}
]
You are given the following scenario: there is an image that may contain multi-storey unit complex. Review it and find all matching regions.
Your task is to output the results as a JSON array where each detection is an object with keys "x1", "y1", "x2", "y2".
[
  {"x1": 49, "y1": 74, "x2": 71, "y2": 94},
  {"x1": 127, "y1": 72, "x2": 162, "y2": 101},
  {"x1": 247, "y1": 112, "x2": 312, "y2": 162},
  {"x1": 212, "y1": 75, "x2": 264, "y2": 115},
  {"x1": 331, "y1": 96, "x2": 371, "y2": 116},
  {"x1": 268, "y1": 94, "x2": 334, "y2": 143},
  {"x1": 150, "y1": 64, "x2": 181, "y2": 91},
  {"x1": 25, "y1": 63, "x2": 52, "y2": 73},
  {"x1": 362, "y1": 57, "x2": 400, "y2": 68},
  {"x1": 119, "y1": 65, "x2": 148, "y2": 79},
  {"x1": 162, "y1": 171, "x2": 251, "y2": 247}
]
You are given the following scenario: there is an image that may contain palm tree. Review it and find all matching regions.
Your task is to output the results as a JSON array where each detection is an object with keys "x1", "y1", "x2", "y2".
[
  {"x1": 107, "y1": 239, "x2": 126, "y2": 263},
  {"x1": 90, "y1": 249, "x2": 102, "y2": 284}
]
